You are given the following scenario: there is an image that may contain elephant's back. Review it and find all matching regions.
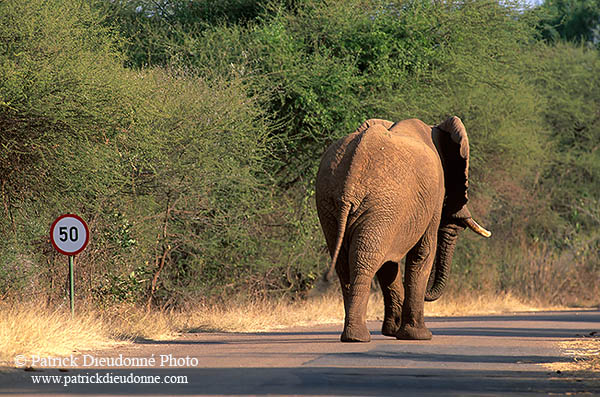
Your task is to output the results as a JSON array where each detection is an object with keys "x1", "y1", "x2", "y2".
[
  {"x1": 316, "y1": 122, "x2": 444, "y2": 261},
  {"x1": 347, "y1": 127, "x2": 444, "y2": 260},
  {"x1": 316, "y1": 124, "x2": 442, "y2": 202},
  {"x1": 351, "y1": 125, "x2": 443, "y2": 199}
]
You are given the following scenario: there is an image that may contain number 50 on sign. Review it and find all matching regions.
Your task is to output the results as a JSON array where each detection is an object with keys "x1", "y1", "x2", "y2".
[{"x1": 50, "y1": 214, "x2": 89, "y2": 255}]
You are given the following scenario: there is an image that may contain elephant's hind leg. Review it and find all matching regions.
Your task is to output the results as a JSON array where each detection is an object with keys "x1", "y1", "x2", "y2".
[
  {"x1": 341, "y1": 250, "x2": 383, "y2": 343},
  {"x1": 397, "y1": 226, "x2": 437, "y2": 340},
  {"x1": 377, "y1": 261, "x2": 404, "y2": 337}
]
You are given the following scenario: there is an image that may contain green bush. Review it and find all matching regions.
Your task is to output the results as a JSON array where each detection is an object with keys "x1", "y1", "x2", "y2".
[
  {"x1": 1, "y1": 0, "x2": 598, "y2": 307},
  {"x1": 0, "y1": 0, "x2": 272, "y2": 305},
  {"x1": 0, "y1": 0, "x2": 140, "y2": 300}
]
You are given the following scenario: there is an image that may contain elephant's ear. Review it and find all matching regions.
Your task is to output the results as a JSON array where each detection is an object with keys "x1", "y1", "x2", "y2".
[{"x1": 434, "y1": 116, "x2": 470, "y2": 218}]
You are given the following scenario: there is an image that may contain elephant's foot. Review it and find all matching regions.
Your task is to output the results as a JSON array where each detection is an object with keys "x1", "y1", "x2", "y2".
[
  {"x1": 381, "y1": 317, "x2": 401, "y2": 337},
  {"x1": 341, "y1": 324, "x2": 371, "y2": 342},
  {"x1": 396, "y1": 324, "x2": 432, "y2": 340}
]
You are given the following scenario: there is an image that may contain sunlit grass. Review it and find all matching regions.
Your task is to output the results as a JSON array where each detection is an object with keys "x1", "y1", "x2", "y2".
[
  {"x1": 424, "y1": 291, "x2": 561, "y2": 317},
  {"x1": 0, "y1": 303, "x2": 120, "y2": 367}
]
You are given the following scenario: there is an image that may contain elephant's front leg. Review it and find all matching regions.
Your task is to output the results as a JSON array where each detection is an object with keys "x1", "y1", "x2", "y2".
[
  {"x1": 341, "y1": 252, "x2": 380, "y2": 342},
  {"x1": 397, "y1": 229, "x2": 437, "y2": 340},
  {"x1": 377, "y1": 261, "x2": 404, "y2": 337}
]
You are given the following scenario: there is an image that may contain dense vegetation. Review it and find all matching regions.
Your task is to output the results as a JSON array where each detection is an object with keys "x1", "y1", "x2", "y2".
[{"x1": 1, "y1": 0, "x2": 598, "y2": 308}]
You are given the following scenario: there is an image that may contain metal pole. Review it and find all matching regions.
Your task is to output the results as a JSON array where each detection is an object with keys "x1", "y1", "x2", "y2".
[{"x1": 69, "y1": 255, "x2": 74, "y2": 316}]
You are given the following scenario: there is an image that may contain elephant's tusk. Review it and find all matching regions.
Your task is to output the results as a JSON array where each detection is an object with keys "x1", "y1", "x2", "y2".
[{"x1": 464, "y1": 218, "x2": 492, "y2": 238}]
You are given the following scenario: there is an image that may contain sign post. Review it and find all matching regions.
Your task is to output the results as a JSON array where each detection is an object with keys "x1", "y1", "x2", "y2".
[
  {"x1": 50, "y1": 214, "x2": 89, "y2": 316},
  {"x1": 69, "y1": 256, "x2": 75, "y2": 315}
]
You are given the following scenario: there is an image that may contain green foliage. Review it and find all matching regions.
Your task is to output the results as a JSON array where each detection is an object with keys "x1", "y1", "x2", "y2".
[
  {"x1": 92, "y1": 266, "x2": 152, "y2": 305},
  {"x1": 0, "y1": 0, "x2": 131, "y2": 207},
  {"x1": 534, "y1": 43, "x2": 600, "y2": 242},
  {"x1": 104, "y1": 213, "x2": 137, "y2": 249},
  {"x1": 0, "y1": 0, "x2": 142, "y2": 301},
  {"x1": 1, "y1": 0, "x2": 598, "y2": 306},
  {"x1": 131, "y1": 70, "x2": 270, "y2": 304},
  {"x1": 536, "y1": 0, "x2": 600, "y2": 47},
  {"x1": 116, "y1": 0, "x2": 543, "y2": 187},
  {"x1": 97, "y1": 0, "x2": 300, "y2": 68},
  {"x1": 0, "y1": 0, "x2": 271, "y2": 305}
]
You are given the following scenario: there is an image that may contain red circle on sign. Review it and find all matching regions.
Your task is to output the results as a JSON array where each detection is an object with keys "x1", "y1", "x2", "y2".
[{"x1": 50, "y1": 214, "x2": 90, "y2": 256}]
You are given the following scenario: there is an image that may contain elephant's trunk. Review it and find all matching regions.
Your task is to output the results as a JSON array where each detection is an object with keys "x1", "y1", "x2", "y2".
[{"x1": 425, "y1": 223, "x2": 460, "y2": 302}]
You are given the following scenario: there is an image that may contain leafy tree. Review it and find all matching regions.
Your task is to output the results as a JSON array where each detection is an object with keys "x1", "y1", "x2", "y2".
[
  {"x1": 0, "y1": 0, "x2": 271, "y2": 304},
  {"x1": 1, "y1": 0, "x2": 598, "y2": 306},
  {"x1": 536, "y1": 0, "x2": 600, "y2": 46}
]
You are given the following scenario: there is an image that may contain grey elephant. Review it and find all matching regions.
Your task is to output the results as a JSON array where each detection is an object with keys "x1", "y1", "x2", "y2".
[{"x1": 315, "y1": 116, "x2": 491, "y2": 342}]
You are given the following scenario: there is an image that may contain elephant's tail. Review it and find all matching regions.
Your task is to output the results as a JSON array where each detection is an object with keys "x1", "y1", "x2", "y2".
[{"x1": 324, "y1": 202, "x2": 351, "y2": 282}]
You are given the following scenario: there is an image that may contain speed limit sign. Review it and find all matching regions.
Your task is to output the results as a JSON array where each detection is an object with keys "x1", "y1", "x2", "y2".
[
  {"x1": 50, "y1": 214, "x2": 89, "y2": 256},
  {"x1": 50, "y1": 214, "x2": 89, "y2": 316}
]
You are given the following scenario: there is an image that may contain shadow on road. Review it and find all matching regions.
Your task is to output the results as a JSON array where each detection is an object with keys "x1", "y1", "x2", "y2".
[
  {"x1": 312, "y1": 350, "x2": 571, "y2": 365},
  {"x1": 128, "y1": 310, "x2": 600, "y2": 346},
  {"x1": 134, "y1": 333, "x2": 341, "y2": 345},
  {"x1": 432, "y1": 327, "x2": 596, "y2": 338},
  {"x1": 427, "y1": 310, "x2": 600, "y2": 324}
]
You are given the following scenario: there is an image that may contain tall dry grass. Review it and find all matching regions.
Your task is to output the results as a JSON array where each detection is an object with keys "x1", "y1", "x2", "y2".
[
  {"x1": 1, "y1": 291, "x2": 555, "y2": 366},
  {"x1": 505, "y1": 241, "x2": 600, "y2": 307},
  {"x1": 0, "y1": 304, "x2": 119, "y2": 366}
]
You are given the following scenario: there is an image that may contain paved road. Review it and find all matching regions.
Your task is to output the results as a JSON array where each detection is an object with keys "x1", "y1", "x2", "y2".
[{"x1": 1, "y1": 310, "x2": 599, "y2": 396}]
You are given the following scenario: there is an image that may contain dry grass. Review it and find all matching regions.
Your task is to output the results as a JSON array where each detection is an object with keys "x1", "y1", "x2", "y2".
[
  {"x1": 423, "y1": 291, "x2": 560, "y2": 316},
  {"x1": 0, "y1": 303, "x2": 121, "y2": 367},
  {"x1": 0, "y1": 291, "x2": 565, "y2": 367},
  {"x1": 154, "y1": 291, "x2": 552, "y2": 335},
  {"x1": 100, "y1": 304, "x2": 181, "y2": 341},
  {"x1": 175, "y1": 295, "x2": 346, "y2": 333}
]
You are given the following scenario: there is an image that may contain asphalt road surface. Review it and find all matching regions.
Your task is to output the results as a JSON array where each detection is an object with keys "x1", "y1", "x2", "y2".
[{"x1": 1, "y1": 310, "x2": 599, "y2": 396}]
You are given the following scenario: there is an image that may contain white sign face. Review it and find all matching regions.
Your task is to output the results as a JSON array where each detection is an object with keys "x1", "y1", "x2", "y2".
[{"x1": 50, "y1": 214, "x2": 89, "y2": 256}]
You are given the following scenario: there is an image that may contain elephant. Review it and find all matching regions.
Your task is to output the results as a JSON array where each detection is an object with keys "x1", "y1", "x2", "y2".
[{"x1": 315, "y1": 116, "x2": 491, "y2": 342}]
